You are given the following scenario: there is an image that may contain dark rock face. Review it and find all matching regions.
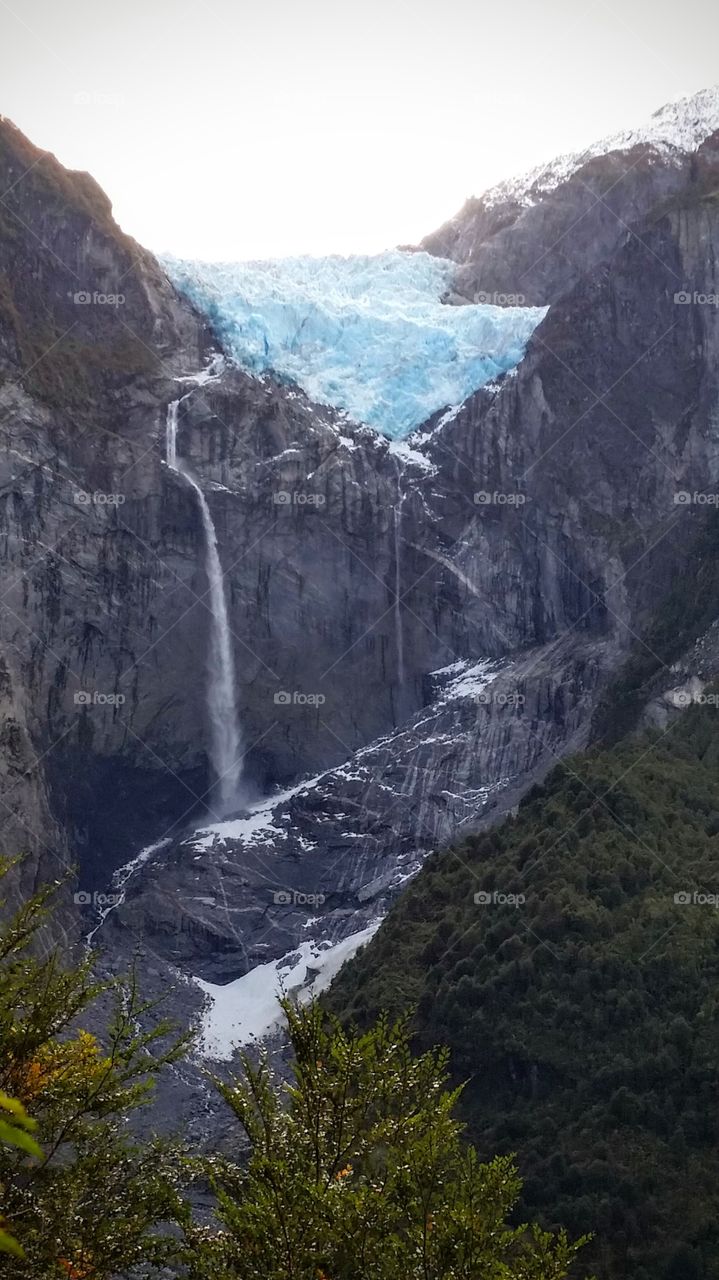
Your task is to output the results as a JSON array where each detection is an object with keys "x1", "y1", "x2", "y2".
[
  {"x1": 420, "y1": 144, "x2": 702, "y2": 306},
  {"x1": 112, "y1": 633, "x2": 606, "y2": 985},
  {"x1": 0, "y1": 116, "x2": 210, "y2": 899},
  {"x1": 171, "y1": 374, "x2": 429, "y2": 785},
  {"x1": 2, "y1": 111, "x2": 719, "y2": 1066}
]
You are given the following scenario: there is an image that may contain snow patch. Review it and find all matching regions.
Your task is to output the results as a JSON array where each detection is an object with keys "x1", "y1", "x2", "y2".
[
  {"x1": 193, "y1": 922, "x2": 381, "y2": 1058},
  {"x1": 190, "y1": 773, "x2": 327, "y2": 850},
  {"x1": 433, "y1": 657, "x2": 502, "y2": 701},
  {"x1": 388, "y1": 437, "x2": 436, "y2": 473}
]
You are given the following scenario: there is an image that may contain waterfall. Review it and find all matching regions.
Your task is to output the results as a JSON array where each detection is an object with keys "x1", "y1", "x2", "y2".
[
  {"x1": 166, "y1": 398, "x2": 178, "y2": 468},
  {"x1": 393, "y1": 462, "x2": 405, "y2": 687},
  {"x1": 166, "y1": 399, "x2": 243, "y2": 817}
]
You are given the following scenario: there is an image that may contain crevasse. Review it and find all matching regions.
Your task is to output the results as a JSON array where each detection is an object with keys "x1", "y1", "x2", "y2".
[{"x1": 161, "y1": 250, "x2": 547, "y2": 439}]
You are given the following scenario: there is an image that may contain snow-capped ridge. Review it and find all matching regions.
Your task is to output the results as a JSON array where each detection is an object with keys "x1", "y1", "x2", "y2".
[{"x1": 483, "y1": 84, "x2": 719, "y2": 210}]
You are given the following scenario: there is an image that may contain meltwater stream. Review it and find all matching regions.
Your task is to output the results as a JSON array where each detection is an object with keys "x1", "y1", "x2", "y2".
[{"x1": 167, "y1": 399, "x2": 244, "y2": 816}]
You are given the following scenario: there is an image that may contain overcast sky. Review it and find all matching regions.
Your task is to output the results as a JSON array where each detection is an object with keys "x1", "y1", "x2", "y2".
[{"x1": 2, "y1": 0, "x2": 719, "y2": 260}]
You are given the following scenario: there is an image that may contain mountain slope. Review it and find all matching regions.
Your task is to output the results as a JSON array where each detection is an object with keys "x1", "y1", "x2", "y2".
[
  {"x1": 479, "y1": 85, "x2": 719, "y2": 212},
  {"x1": 421, "y1": 84, "x2": 719, "y2": 305},
  {"x1": 2, "y1": 100, "x2": 719, "y2": 986},
  {"x1": 327, "y1": 692, "x2": 719, "y2": 1280},
  {"x1": 3, "y1": 95, "x2": 719, "y2": 1193},
  {"x1": 106, "y1": 140, "x2": 719, "y2": 999}
]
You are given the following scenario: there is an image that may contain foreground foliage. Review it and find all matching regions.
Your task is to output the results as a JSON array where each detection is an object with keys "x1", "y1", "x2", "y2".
[
  {"x1": 186, "y1": 999, "x2": 588, "y2": 1280},
  {"x1": 0, "y1": 862, "x2": 188, "y2": 1278},
  {"x1": 0, "y1": 865, "x2": 588, "y2": 1279},
  {"x1": 328, "y1": 699, "x2": 719, "y2": 1279},
  {"x1": 0, "y1": 1090, "x2": 41, "y2": 1256}
]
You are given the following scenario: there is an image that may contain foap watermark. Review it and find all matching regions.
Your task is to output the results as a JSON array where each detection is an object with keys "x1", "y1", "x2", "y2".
[
  {"x1": 476, "y1": 690, "x2": 525, "y2": 708},
  {"x1": 670, "y1": 690, "x2": 719, "y2": 709},
  {"x1": 273, "y1": 889, "x2": 326, "y2": 907},
  {"x1": 74, "y1": 490, "x2": 126, "y2": 506},
  {"x1": 274, "y1": 690, "x2": 326, "y2": 707},
  {"x1": 474, "y1": 889, "x2": 526, "y2": 906},
  {"x1": 674, "y1": 490, "x2": 719, "y2": 507},
  {"x1": 74, "y1": 690, "x2": 125, "y2": 708},
  {"x1": 475, "y1": 490, "x2": 526, "y2": 507},
  {"x1": 73, "y1": 90, "x2": 125, "y2": 109},
  {"x1": 674, "y1": 890, "x2": 719, "y2": 908},
  {"x1": 674, "y1": 289, "x2": 719, "y2": 307},
  {"x1": 68, "y1": 289, "x2": 125, "y2": 307},
  {"x1": 273, "y1": 490, "x2": 325, "y2": 507},
  {"x1": 74, "y1": 890, "x2": 122, "y2": 907},
  {"x1": 476, "y1": 290, "x2": 526, "y2": 306}
]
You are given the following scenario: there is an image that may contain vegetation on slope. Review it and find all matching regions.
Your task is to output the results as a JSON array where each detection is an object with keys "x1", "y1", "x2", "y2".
[
  {"x1": 0, "y1": 860, "x2": 586, "y2": 1279},
  {"x1": 327, "y1": 699, "x2": 719, "y2": 1280},
  {"x1": 0, "y1": 858, "x2": 190, "y2": 1278},
  {"x1": 187, "y1": 999, "x2": 588, "y2": 1280},
  {"x1": 0, "y1": 119, "x2": 160, "y2": 407}
]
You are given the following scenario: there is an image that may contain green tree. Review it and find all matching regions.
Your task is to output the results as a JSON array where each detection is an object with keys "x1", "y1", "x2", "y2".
[
  {"x1": 0, "y1": 858, "x2": 189, "y2": 1278},
  {"x1": 187, "y1": 998, "x2": 590, "y2": 1280}
]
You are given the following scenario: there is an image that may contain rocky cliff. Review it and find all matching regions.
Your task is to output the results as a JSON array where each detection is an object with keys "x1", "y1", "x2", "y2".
[
  {"x1": 2, "y1": 99, "x2": 719, "y2": 1069},
  {"x1": 421, "y1": 85, "x2": 719, "y2": 306}
]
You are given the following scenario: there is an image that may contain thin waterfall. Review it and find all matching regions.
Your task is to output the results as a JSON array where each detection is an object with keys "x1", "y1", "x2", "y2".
[
  {"x1": 166, "y1": 398, "x2": 178, "y2": 469},
  {"x1": 166, "y1": 398, "x2": 243, "y2": 816},
  {"x1": 393, "y1": 460, "x2": 405, "y2": 687}
]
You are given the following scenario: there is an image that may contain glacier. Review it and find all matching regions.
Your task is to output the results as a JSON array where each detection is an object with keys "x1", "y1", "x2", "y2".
[{"x1": 161, "y1": 250, "x2": 547, "y2": 439}]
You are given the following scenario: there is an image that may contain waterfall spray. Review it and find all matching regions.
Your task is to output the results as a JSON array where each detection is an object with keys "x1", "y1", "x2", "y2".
[{"x1": 166, "y1": 399, "x2": 243, "y2": 816}]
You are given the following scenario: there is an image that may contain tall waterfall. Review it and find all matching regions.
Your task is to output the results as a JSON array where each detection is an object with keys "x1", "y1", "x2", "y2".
[
  {"x1": 166, "y1": 399, "x2": 243, "y2": 816},
  {"x1": 393, "y1": 461, "x2": 405, "y2": 687},
  {"x1": 166, "y1": 398, "x2": 178, "y2": 469}
]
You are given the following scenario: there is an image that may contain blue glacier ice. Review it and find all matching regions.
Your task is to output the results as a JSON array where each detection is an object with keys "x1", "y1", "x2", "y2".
[{"x1": 161, "y1": 250, "x2": 547, "y2": 439}]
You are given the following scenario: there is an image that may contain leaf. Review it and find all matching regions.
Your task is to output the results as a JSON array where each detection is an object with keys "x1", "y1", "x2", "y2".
[
  {"x1": 0, "y1": 1093, "x2": 42, "y2": 1158},
  {"x1": 0, "y1": 1090, "x2": 35, "y2": 1124},
  {"x1": 0, "y1": 1115, "x2": 42, "y2": 1157},
  {"x1": 0, "y1": 1226, "x2": 25, "y2": 1257}
]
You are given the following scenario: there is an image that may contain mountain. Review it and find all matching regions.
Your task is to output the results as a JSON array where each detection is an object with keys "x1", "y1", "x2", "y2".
[
  {"x1": 112, "y1": 90, "x2": 719, "y2": 1029},
  {"x1": 2, "y1": 86, "x2": 719, "y2": 1175},
  {"x1": 450, "y1": 85, "x2": 719, "y2": 214},
  {"x1": 327, "y1": 687, "x2": 719, "y2": 1280},
  {"x1": 421, "y1": 84, "x2": 719, "y2": 304},
  {"x1": 0, "y1": 114, "x2": 209, "y2": 921}
]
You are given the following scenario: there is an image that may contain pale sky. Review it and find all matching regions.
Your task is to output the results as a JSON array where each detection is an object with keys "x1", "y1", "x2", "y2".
[{"x1": 2, "y1": 0, "x2": 719, "y2": 261}]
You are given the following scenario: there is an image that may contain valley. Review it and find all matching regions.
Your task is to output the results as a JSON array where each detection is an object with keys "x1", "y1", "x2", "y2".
[{"x1": 2, "y1": 79, "x2": 719, "y2": 1277}]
